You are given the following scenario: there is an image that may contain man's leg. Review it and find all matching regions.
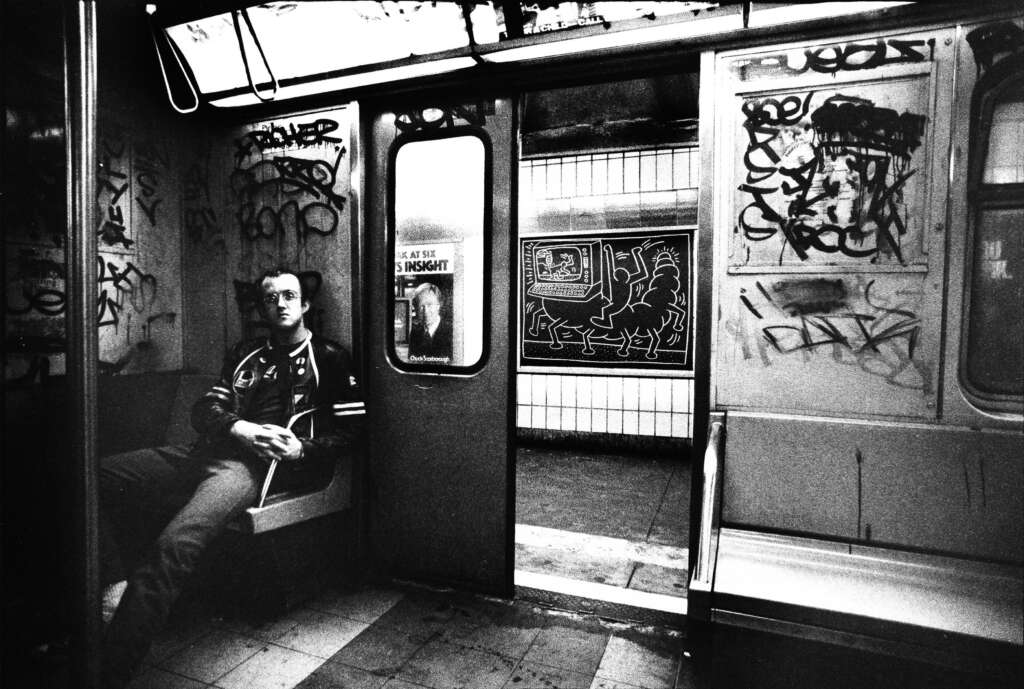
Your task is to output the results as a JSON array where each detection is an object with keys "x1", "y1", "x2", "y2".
[
  {"x1": 100, "y1": 456, "x2": 265, "y2": 689},
  {"x1": 99, "y1": 445, "x2": 194, "y2": 590}
]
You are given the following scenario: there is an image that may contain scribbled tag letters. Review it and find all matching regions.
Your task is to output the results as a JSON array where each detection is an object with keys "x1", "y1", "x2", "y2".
[{"x1": 734, "y1": 81, "x2": 929, "y2": 266}]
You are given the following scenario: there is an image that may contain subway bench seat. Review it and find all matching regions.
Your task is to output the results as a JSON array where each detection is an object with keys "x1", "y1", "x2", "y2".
[
  {"x1": 98, "y1": 372, "x2": 354, "y2": 534},
  {"x1": 690, "y1": 412, "x2": 1023, "y2": 687}
]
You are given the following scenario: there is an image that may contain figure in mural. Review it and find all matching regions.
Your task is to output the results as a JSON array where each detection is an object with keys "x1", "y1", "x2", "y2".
[
  {"x1": 98, "y1": 268, "x2": 364, "y2": 689},
  {"x1": 590, "y1": 242, "x2": 688, "y2": 360},
  {"x1": 408, "y1": 281, "x2": 453, "y2": 363},
  {"x1": 522, "y1": 233, "x2": 692, "y2": 367}
]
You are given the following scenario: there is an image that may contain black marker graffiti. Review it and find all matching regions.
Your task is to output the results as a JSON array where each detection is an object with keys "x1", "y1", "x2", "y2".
[
  {"x1": 97, "y1": 128, "x2": 133, "y2": 249},
  {"x1": 732, "y1": 278, "x2": 929, "y2": 391},
  {"x1": 97, "y1": 257, "x2": 157, "y2": 328},
  {"x1": 742, "y1": 38, "x2": 934, "y2": 79},
  {"x1": 395, "y1": 102, "x2": 489, "y2": 133},
  {"x1": 738, "y1": 92, "x2": 926, "y2": 264},
  {"x1": 134, "y1": 138, "x2": 169, "y2": 228},
  {"x1": 234, "y1": 118, "x2": 343, "y2": 163},
  {"x1": 184, "y1": 142, "x2": 220, "y2": 245},
  {"x1": 237, "y1": 199, "x2": 338, "y2": 242}
]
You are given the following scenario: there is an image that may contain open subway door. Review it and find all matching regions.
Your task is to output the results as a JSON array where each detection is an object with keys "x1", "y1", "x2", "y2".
[{"x1": 365, "y1": 99, "x2": 514, "y2": 594}]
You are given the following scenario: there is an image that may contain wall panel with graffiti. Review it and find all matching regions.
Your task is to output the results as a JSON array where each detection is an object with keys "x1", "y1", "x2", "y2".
[
  {"x1": 715, "y1": 29, "x2": 955, "y2": 417},
  {"x1": 731, "y1": 70, "x2": 933, "y2": 267},
  {"x1": 5, "y1": 111, "x2": 183, "y2": 382},
  {"x1": 183, "y1": 108, "x2": 354, "y2": 372},
  {"x1": 520, "y1": 230, "x2": 693, "y2": 370}
]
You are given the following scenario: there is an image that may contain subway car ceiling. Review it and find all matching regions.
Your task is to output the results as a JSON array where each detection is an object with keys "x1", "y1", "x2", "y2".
[{"x1": 43, "y1": 0, "x2": 1013, "y2": 119}]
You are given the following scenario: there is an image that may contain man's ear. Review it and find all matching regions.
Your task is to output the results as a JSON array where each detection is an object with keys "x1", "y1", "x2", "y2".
[{"x1": 301, "y1": 300, "x2": 310, "y2": 315}]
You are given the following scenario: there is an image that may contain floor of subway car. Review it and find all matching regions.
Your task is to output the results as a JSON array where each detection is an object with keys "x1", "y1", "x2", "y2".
[
  {"x1": 125, "y1": 581, "x2": 697, "y2": 689},
  {"x1": 514, "y1": 445, "x2": 690, "y2": 616}
]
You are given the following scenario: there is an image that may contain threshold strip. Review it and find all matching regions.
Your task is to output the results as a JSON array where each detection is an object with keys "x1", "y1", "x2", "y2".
[
  {"x1": 515, "y1": 569, "x2": 688, "y2": 615},
  {"x1": 515, "y1": 524, "x2": 689, "y2": 570}
]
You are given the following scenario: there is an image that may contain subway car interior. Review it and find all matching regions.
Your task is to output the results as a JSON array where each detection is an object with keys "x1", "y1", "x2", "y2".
[{"x1": 2, "y1": 1, "x2": 1022, "y2": 688}]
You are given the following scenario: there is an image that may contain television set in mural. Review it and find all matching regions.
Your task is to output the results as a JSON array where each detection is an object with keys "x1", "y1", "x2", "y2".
[{"x1": 520, "y1": 230, "x2": 693, "y2": 370}]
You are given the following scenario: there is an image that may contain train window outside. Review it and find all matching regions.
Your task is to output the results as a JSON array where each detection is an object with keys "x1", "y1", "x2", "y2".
[
  {"x1": 389, "y1": 134, "x2": 489, "y2": 373},
  {"x1": 963, "y1": 73, "x2": 1024, "y2": 407}
]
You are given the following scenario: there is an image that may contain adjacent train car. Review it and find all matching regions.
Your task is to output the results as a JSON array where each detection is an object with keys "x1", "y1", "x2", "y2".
[{"x1": 2, "y1": 1, "x2": 1021, "y2": 687}]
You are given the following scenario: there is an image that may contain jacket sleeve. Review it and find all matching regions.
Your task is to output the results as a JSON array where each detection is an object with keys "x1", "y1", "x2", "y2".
[
  {"x1": 190, "y1": 343, "x2": 245, "y2": 439},
  {"x1": 299, "y1": 345, "x2": 365, "y2": 465}
]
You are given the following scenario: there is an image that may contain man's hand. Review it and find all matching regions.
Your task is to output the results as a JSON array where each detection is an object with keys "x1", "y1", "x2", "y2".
[
  {"x1": 255, "y1": 424, "x2": 304, "y2": 462},
  {"x1": 230, "y1": 421, "x2": 303, "y2": 463}
]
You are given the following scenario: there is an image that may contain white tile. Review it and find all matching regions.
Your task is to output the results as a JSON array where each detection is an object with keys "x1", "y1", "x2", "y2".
[
  {"x1": 532, "y1": 405, "x2": 547, "y2": 429},
  {"x1": 638, "y1": 411, "x2": 655, "y2": 436},
  {"x1": 594, "y1": 635, "x2": 679, "y2": 689},
  {"x1": 637, "y1": 378, "x2": 655, "y2": 411},
  {"x1": 215, "y1": 645, "x2": 324, "y2": 689},
  {"x1": 622, "y1": 378, "x2": 640, "y2": 411},
  {"x1": 671, "y1": 413, "x2": 689, "y2": 438},
  {"x1": 689, "y1": 414, "x2": 695, "y2": 438},
  {"x1": 655, "y1": 412, "x2": 672, "y2": 437},
  {"x1": 592, "y1": 156, "x2": 608, "y2": 195},
  {"x1": 671, "y1": 379, "x2": 690, "y2": 413},
  {"x1": 546, "y1": 375, "x2": 562, "y2": 407},
  {"x1": 272, "y1": 611, "x2": 369, "y2": 659},
  {"x1": 546, "y1": 406, "x2": 561, "y2": 431},
  {"x1": 517, "y1": 374, "x2": 532, "y2": 405},
  {"x1": 562, "y1": 376, "x2": 577, "y2": 407},
  {"x1": 576, "y1": 376, "x2": 592, "y2": 408},
  {"x1": 562, "y1": 408, "x2": 577, "y2": 431},
  {"x1": 607, "y1": 409, "x2": 623, "y2": 434},
  {"x1": 517, "y1": 405, "x2": 530, "y2": 428},
  {"x1": 655, "y1": 379, "x2": 673, "y2": 412},
  {"x1": 532, "y1": 375, "x2": 547, "y2": 406},
  {"x1": 576, "y1": 408, "x2": 592, "y2": 433},
  {"x1": 592, "y1": 409, "x2": 607, "y2": 433},
  {"x1": 607, "y1": 377, "x2": 623, "y2": 410},
  {"x1": 591, "y1": 377, "x2": 608, "y2": 409},
  {"x1": 622, "y1": 411, "x2": 639, "y2": 435}
]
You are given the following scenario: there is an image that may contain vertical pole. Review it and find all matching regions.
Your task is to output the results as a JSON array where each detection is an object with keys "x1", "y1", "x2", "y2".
[{"x1": 64, "y1": 1, "x2": 99, "y2": 687}]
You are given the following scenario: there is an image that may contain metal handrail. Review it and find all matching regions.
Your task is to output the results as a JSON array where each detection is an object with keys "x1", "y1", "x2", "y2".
[{"x1": 692, "y1": 417, "x2": 724, "y2": 588}]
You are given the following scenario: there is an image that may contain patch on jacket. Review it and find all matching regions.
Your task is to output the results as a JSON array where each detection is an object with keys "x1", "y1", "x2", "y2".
[{"x1": 234, "y1": 368, "x2": 257, "y2": 389}]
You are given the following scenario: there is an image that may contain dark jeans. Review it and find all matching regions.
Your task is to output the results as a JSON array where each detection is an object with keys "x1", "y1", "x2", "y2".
[{"x1": 98, "y1": 444, "x2": 266, "y2": 689}]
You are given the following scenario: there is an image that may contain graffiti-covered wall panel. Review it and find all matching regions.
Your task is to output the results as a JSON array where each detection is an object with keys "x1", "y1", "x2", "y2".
[
  {"x1": 521, "y1": 230, "x2": 693, "y2": 369},
  {"x1": 715, "y1": 29, "x2": 954, "y2": 418},
  {"x1": 5, "y1": 113, "x2": 183, "y2": 381},
  {"x1": 184, "y1": 108, "x2": 353, "y2": 372}
]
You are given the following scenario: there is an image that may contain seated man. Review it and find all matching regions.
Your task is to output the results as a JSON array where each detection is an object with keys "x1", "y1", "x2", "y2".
[{"x1": 99, "y1": 267, "x2": 363, "y2": 689}]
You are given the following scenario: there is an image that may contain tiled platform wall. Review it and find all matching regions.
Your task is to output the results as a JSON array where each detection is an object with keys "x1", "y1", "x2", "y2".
[{"x1": 517, "y1": 373, "x2": 694, "y2": 439}]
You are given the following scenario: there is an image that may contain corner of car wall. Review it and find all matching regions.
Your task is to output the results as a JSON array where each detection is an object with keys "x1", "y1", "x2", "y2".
[{"x1": 709, "y1": 19, "x2": 1024, "y2": 565}]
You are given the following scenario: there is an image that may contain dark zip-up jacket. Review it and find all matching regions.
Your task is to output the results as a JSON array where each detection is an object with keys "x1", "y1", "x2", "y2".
[{"x1": 190, "y1": 334, "x2": 364, "y2": 484}]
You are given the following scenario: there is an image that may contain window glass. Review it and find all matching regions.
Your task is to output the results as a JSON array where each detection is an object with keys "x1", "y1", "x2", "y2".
[
  {"x1": 982, "y1": 97, "x2": 1024, "y2": 184},
  {"x1": 965, "y1": 206, "x2": 1024, "y2": 397},
  {"x1": 391, "y1": 135, "x2": 486, "y2": 369},
  {"x1": 964, "y1": 78, "x2": 1024, "y2": 402}
]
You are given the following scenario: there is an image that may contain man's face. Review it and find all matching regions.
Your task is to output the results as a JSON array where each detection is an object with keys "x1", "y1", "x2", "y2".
[
  {"x1": 260, "y1": 274, "x2": 308, "y2": 332},
  {"x1": 417, "y1": 292, "x2": 441, "y2": 328}
]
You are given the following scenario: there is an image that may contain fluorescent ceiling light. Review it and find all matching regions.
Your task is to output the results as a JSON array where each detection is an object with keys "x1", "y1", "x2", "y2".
[
  {"x1": 209, "y1": 56, "x2": 478, "y2": 108},
  {"x1": 747, "y1": 2, "x2": 914, "y2": 28},
  {"x1": 483, "y1": 11, "x2": 742, "y2": 63}
]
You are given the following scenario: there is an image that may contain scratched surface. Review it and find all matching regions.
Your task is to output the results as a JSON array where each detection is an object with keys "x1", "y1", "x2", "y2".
[
  {"x1": 182, "y1": 108, "x2": 354, "y2": 374},
  {"x1": 718, "y1": 272, "x2": 936, "y2": 416},
  {"x1": 730, "y1": 75, "x2": 932, "y2": 267},
  {"x1": 6, "y1": 113, "x2": 184, "y2": 380}
]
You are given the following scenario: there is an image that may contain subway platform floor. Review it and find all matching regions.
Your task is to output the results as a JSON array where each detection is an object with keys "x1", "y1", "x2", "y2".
[
  {"x1": 514, "y1": 445, "x2": 690, "y2": 613},
  {"x1": 126, "y1": 581, "x2": 697, "y2": 689}
]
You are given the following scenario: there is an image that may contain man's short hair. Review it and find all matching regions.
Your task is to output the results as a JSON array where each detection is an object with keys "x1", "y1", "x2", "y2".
[
  {"x1": 257, "y1": 267, "x2": 309, "y2": 303},
  {"x1": 413, "y1": 282, "x2": 442, "y2": 306}
]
